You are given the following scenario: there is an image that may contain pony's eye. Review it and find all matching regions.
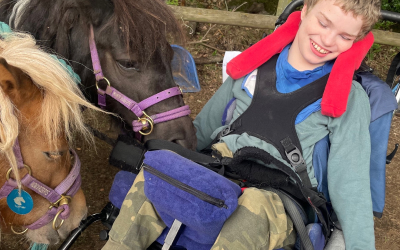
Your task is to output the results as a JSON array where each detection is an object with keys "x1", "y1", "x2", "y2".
[
  {"x1": 116, "y1": 60, "x2": 140, "y2": 71},
  {"x1": 43, "y1": 151, "x2": 64, "y2": 160}
]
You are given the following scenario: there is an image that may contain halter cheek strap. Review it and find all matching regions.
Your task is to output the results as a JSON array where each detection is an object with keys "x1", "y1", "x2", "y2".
[
  {"x1": 0, "y1": 139, "x2": 82, "y2": 230},
  {"x1": 89, "y1": 25, "x2": 191, "y2": 134}
]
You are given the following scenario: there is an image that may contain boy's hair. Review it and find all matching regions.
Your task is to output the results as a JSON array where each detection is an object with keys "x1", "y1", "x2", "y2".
[{"x1": 304, "y1": 0, "x2": 381, "y2": 40}]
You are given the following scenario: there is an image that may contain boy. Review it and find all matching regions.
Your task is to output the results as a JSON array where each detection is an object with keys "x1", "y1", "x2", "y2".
[
  {"x1": 103, "y1": 0, "x2": 384, "y2": 249},
  {"x1": 195, "y1": 0, "x2": 381, "y2": 249}
]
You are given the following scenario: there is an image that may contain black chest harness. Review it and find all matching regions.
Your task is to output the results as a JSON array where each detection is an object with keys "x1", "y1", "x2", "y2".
[
  {"x1": 210, "y1": 54, "x2": 333, "y2": 242},
  {"x1": 221, "y1": 54, "x2": 329, "y2": 189}
]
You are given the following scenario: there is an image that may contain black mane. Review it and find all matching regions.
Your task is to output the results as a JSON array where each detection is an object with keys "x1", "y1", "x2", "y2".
[{"x1": 0, "y1": 0, "x2": 183, "y2": 98}]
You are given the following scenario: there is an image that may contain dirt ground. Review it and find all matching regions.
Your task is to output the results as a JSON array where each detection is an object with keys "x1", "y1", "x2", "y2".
[{"x1": 1, "y1": 13, "x2": 400, "y2": 250}]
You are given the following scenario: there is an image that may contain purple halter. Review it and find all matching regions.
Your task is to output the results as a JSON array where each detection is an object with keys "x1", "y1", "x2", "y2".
[
  {"x1": 0, "y1": 139, "x2": 82, "y2": 231},
  {"x1": 89, "y1": 25, "x2": 191, "y2": 135}
]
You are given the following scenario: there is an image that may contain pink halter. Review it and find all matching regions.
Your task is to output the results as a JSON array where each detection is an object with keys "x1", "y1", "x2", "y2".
[
  {"x1": 89, "y1": 25, "x2": 191, "y2": 135},
  {"x1": 0, "y1": 139, "x2": 82, "y2": 231}
]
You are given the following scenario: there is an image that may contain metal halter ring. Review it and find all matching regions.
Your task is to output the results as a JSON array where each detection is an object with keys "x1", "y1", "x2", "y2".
[
  {"x1": 6, "y1": 164, "x2": 32, "y2": 180},
  {"x1": 52, "y1": 209, "x2": 65, "y2": 231},
  {"x1": 138, "y1": 111, "x2": 154, "y2": 136},
  {"x1": 11, "y1": 225, "x2": 28, "y2": 235},
  {"x1": 95, "y1": 77, "x2": 111, "y2": 90},
  {"x1": 49, "y1": 195, "x2": 72, "y2": 210}
]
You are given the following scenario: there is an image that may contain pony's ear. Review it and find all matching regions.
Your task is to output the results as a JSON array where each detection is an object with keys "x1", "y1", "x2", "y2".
[{"x1": 0, "y1": 57, "x2": 22, "y2": 95}]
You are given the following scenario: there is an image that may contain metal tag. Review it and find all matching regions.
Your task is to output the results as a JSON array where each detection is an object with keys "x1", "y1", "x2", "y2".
[{"x1": 7, "y1": 189, "x2": 34, "y2": 215}]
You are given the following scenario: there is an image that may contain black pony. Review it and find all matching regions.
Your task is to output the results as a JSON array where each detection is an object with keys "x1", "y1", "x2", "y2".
[{"x1": 0, "y1": 0, "x2": 197, "y2": 149}]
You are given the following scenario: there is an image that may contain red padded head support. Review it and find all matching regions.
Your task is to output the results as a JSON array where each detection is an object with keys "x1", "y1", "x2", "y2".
[{"x1": 226, "y1": 11, "x2": 374, "y2": 117}]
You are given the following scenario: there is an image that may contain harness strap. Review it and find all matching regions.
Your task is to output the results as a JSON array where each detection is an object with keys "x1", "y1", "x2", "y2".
[{"x1": 145, "y1": 139, "x2": 217, "y2": 166}]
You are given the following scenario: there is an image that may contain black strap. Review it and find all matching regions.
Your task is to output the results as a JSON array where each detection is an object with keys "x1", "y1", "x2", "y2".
[
  {"x1": 265, "y1": 187, "x2": 314, "y2": 250},
  {"x1": 145, "y1": 139, "x2": 217, "y2": 166},
  {"x1": 386, "y1": 51, "x2": 400, "y2": 88}
]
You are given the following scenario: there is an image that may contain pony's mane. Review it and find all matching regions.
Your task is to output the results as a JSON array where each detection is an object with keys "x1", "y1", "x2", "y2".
[
  {"x1": 107, "y1": 0, "x2": 184, "y2": 61},
  {"x1": 0, "y1": 0, "x2": 184, "y2": 97},
  {"x1": 0, "y1": 32, "x2": 101, "y2": 187}
]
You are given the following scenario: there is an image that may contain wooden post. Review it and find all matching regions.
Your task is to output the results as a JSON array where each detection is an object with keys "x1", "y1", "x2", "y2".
[
  {"x1": 170, "y1": 6, "x2": 277, "y2": 29},
  {"x1": 276, "y1": 0, "x2": 294, "y2": 16},
  {"x1": 170, "y1": 6, "x2": 400, "y2": 47}
]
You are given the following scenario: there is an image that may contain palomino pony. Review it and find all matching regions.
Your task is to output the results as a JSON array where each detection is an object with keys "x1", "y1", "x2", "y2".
[
  {"x1": 0, "y1": 0, "x2": 197, "y2": 149},
  {"x1": 0, "y1": 32, "x2": 102, "y2": 245}
]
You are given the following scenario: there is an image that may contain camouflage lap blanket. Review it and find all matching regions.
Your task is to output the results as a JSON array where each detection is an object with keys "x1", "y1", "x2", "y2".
[{"x1": 102, "y1": 170, "x2": 296, "y2": 250}]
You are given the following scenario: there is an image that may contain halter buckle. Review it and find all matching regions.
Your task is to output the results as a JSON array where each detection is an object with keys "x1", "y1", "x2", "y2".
[
  {"x1": 138, "y1": 111, "x2": 154, "y2": 136},
  {"x1": 50, "y1": 195, "x2": 71, "y2": 231},
  {"x1": 49, "y1": 195, "x2": 72, "y2": 210}
]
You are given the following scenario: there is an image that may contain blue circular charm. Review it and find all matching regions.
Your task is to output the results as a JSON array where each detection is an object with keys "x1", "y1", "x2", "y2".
[{"x1": 7, "y1": 189, "x2": 34, "y2": 215}]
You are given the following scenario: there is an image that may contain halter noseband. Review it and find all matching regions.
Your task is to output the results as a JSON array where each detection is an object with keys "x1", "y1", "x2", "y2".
[
  {"x1": 0, "y1": 139, "x2": 82, "y2": 232},
  {"x1": 89, "y1": 25, "x2": 191, "y2": 136}
]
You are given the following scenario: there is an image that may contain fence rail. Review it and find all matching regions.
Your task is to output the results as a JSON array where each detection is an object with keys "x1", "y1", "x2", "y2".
[{"x1": 170, "y1": 6, "x2": 400, "y2": 47}]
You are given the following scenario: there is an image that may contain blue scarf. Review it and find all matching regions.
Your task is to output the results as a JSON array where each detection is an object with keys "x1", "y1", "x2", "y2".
[
  {"x1": 276, "y1": 45, "x2": 334, "y2": 124},
  {"x1": 241, "y1": 45, "x2": 334, "y2": 124}
]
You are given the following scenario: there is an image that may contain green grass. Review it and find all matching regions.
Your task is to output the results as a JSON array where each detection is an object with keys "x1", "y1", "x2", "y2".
[{"x1": 166, "y1": 0, "x2": 179, "y2": 6}]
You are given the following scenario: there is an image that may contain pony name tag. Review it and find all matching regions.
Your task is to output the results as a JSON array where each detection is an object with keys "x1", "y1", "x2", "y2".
[{"x1": 7, "y1": 189, "x2": 33, "y2": 215}]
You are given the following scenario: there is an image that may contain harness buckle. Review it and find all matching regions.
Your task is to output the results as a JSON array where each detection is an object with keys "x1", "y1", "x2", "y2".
[
  {"x1": 219, "y1": 125, "x2": 232, "y2": 138},
  {"x1": 285, "y1": 147, "x2": 307, "y2": 173}
]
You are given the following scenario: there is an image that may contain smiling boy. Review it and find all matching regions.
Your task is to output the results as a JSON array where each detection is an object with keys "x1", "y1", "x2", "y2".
[
  {"x1": 194, "y1": 0, "x2": 381, "y2": 249},
  {"x1": 102, "y1": 0, "x2": 383, "y2": 249}
]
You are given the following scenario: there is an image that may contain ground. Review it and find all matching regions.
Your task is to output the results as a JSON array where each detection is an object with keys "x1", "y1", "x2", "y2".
[{"x1": 1, "y1": 12, "x2": 400, "y2": 250}]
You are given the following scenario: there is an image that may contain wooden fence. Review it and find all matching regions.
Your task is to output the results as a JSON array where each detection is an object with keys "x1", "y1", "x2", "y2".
[{"x1": 170, "y1": 6, "x2": 400, "y2": 47}]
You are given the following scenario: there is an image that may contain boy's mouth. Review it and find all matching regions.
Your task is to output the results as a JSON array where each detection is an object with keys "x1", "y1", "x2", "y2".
[{"x1": 311, "y1": 40, "x2": 331, "y2": 55}]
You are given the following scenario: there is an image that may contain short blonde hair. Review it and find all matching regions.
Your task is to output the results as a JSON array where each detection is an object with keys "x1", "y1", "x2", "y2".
[{"x1": 304, "y1": 0, "x2": 381, "y2": 40}]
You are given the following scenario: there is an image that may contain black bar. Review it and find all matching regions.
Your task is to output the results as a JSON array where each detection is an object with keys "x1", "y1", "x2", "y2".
[
  {"x1": 381, "y1": 10, "x2": 400, "y2": 24},
  {"x1": 57, "y1": 213, "x2": 103, "y2": 250},
  {"x1": 276, "y1": 1, "x2": 400, "y2": 26}
]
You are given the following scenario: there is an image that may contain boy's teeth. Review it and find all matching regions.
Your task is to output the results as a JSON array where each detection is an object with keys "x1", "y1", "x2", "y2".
[{"x1": 312, "y1": 41, "x2": 329, "y2": 54}]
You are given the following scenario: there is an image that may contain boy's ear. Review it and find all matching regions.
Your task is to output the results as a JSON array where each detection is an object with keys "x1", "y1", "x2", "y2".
[{"x1": 301, "y1": 4, "x2": 308, "y2": 20}]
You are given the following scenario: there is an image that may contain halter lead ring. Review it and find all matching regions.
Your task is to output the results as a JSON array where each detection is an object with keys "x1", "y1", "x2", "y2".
[
  {"x1": 11, "y1": 225, "x2": 28, "y2": 235},
  {"x1": 6, "y1": 165, "x2": 31, "y2": 180},
  {"x1": 138, "y1": 111, "x2": 154, "y2": 135}
]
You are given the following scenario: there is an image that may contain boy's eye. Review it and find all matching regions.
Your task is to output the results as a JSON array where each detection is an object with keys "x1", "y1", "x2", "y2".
[
  {"x1": 319, "y1": 21, "x2": 327, "y2": 28},
  {"x1": 340, "y1": 35, "x2": 351, "y2": 41}
]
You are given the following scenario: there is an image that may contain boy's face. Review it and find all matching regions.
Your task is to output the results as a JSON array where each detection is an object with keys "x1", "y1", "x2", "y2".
[{"x1": 294, "y1": 0, "x2": 363, "y2": 69}]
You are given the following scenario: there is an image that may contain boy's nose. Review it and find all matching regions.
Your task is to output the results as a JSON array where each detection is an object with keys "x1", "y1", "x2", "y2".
[{"x1": 321, "y1": 32, "x2": 335, "y2": 48}]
